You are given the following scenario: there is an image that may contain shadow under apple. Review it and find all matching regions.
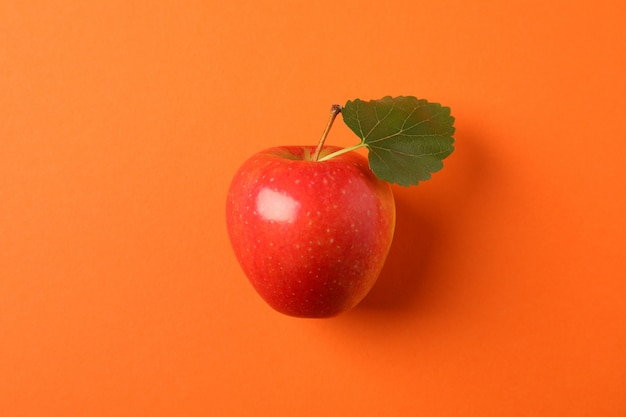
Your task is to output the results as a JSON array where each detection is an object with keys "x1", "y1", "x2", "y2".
[{"x1": 356, "y1": 190, "x2": 442, "y2": 313}]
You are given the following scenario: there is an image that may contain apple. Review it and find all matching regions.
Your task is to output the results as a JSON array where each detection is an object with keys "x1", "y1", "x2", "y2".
[
  {"x1": 225, "y1": 97, "x2": 454, "y2": 318},
  {"x1": 226, "y1": 145, "x2": 396, "y2": 318}
]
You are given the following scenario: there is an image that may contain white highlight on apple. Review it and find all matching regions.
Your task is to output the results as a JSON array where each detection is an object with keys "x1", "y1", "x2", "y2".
[{"x1": 256, "y1": 188, "x2": 299, "y2": 223}]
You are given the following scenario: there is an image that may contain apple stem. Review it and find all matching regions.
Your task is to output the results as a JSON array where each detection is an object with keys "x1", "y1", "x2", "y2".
[{"x1": 312, "y1": 104, "x2": 342, "y2": 161}]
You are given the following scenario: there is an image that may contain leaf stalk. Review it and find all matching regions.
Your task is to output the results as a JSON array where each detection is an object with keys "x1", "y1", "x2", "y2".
[{"x1": 317, "y1": 142, "x2": 366, "y2": 162}]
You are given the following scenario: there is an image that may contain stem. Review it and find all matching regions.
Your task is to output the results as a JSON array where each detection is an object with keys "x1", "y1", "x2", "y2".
[
  {"x1": 317, "y1": 142, "x2": 366, "y2": 162},
  {"x1": 312, "y1": 104, "x2": 342, "y2": 161}
]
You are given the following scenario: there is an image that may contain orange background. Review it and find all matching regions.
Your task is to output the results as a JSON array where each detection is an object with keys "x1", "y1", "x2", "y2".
[{"x1": 2, "y1": 1, "x2": 625, "y2": 416}]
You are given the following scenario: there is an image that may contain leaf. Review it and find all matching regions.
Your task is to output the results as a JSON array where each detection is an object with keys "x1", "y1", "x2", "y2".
[{"x1": 342, "y1": 96, "x2": 455, "y2": 186}]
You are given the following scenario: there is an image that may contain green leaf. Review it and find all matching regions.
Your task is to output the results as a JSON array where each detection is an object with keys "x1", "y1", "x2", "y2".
[{"x1": 342, "y1": 96, "x2": 455, "y2": 186}]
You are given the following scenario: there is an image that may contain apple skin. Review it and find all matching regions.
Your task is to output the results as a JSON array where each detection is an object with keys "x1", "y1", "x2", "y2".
[{"x1": 226, "y1": 146, "x2": 396, "y2": 318}]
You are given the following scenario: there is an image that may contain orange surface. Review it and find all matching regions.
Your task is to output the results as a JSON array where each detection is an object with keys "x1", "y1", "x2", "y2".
[{"x1": 1, "y1": 1, "x2": 625, "y2": 416}]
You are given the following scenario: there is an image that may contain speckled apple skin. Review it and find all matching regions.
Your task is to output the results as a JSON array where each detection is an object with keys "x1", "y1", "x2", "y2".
[{"x1": 226, "y1": 146, "x2": 396, "y2": 318}]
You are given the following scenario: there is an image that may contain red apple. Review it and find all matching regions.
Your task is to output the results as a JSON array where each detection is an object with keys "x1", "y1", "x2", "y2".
[{"x1": 226, "y1": 145, "x2": 395, "y2": 318}]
